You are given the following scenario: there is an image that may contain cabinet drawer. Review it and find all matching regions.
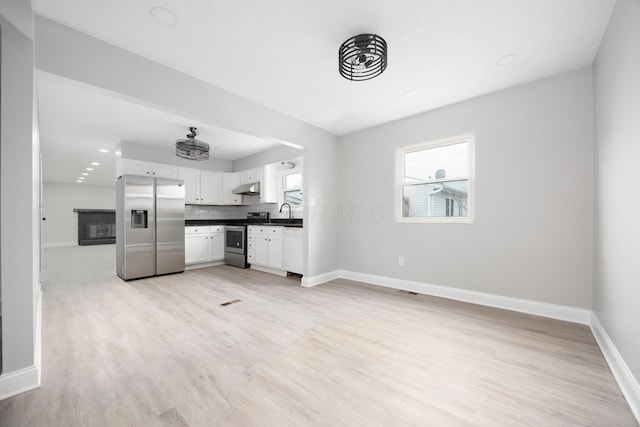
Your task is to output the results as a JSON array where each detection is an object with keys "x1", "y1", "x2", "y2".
[
  {"x1": 185, "y1": 227, "x2": 207, "y2": 234},
  {"x1": 209, "y1": 225, "x2": 224, "y2": 233},
  {"x1": 255, "y1": 226, "x2": 283, "y2": 235}
]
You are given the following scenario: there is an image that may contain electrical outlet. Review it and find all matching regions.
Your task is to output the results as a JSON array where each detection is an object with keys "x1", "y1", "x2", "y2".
[{"x1": 398, "y1": 256, "x2": 405, "y2": 266}]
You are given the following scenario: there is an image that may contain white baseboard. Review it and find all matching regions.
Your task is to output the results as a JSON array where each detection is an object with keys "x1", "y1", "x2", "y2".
[
  {"x1": 42, "y1": 241, "x2": 76, "y2": 248},
  {"x1": 185, "y1": 260, "x2": 225, "y2": 270},
  {"x1": 590, "y1": 313, "x2": 640, "y2": 423},
  {"x1": 301, "y1": 270, "x2": 340, "y2": 287},
  {"x1": 0, "y1": 286, "x2": 43, "y2": 401},
  {"x1": 35, "y1": 285, "x2": 42, "y2": 385},
  {"x1": 338, "y1": 270, "x2": 591, "y2": 324},
  {"x1": 250, "y1": 265, "x2": 287, "y2": 277},
  {"x1": 0, "y1": 366, "x2": 40, "y2": 400}
]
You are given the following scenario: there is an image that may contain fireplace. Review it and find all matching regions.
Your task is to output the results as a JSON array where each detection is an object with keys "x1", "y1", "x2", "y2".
[{"x1": 74, "y1": 209, "x2": 116, "y2": 245}]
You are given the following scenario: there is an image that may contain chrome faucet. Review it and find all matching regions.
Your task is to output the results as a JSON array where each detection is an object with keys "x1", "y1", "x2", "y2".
[{"x1": 279, "y1": 202, "x2": 292, "y2": 222}]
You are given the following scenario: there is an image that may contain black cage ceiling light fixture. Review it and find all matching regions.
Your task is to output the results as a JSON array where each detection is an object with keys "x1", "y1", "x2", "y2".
[
  {"x1": 339, "y1": 33, "x2": 387, "y2": 81},
  {"x1": 175, "y1": 127, "x2": 210, "y2": 161}
]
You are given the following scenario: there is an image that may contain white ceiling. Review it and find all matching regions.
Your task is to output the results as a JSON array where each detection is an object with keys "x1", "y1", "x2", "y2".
[
  {"x1": 37, "y1": 74, "x2": 280, "y2": 185},
  {"x1": 33, "y1": 0, "x2": 617, "y2": 185}
]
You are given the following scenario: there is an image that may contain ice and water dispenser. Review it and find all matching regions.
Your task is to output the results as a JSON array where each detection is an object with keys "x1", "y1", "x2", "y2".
[{"x1": 131, "y1": 210, "x2": 148, "y2": 229}]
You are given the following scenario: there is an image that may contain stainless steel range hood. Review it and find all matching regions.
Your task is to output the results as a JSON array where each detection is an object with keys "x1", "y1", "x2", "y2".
[{"x1": 232, "y1": 182, "x2": 260, "y2": 195}]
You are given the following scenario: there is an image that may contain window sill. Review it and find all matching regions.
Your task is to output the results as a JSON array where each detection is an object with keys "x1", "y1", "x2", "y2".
[{"x1": 395, "y1": 217, "x2": 475, "y2": 224}]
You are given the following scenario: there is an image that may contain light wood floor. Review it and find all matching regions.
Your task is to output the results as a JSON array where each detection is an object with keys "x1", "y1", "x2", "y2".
[{"x1": 0, "y1": 245, "x2": 636, "y2": 426}]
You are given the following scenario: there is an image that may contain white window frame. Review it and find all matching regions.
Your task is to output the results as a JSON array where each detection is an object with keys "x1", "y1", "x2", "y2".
[
  {"x1": 279, "y1": 168, "x2": 303, "y2": 211},
  {"x1": 395, "y1": 133, "x2": 475, "y2": 224}
]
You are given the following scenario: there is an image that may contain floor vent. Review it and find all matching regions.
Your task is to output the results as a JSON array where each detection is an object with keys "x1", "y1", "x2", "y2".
[
  {"x1": 220, "y1": 299, "x2": 242, "y2": 307},
  {"x1": 398, "y1": 290, "x2": 419, "y2": 295}
]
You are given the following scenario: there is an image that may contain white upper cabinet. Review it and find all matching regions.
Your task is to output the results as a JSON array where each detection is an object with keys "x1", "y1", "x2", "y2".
[
  {"x1": 178, "y1": 167, "x2": 223, "y2": 205},
  {"x1": 239, "y1": 167, "x2": 262, "y2": 184},
  {"x1": 178, "y1": 167, "x2": 200, "y2": 204},
  {"x1": 118, "y1": 158, "x2": 285, "y2": 207},
  {"x1": 237, "y1": 165, "x2": 278, "y2": 203},
  {"x1": 222, "y1": 172, "x2": 242, "y2": 205},
  {"x1": 260, "y1": 164, "x2": 278, "y2": 204},
  {"x1": 200, "y1": 171, "x2": 223, "y2": 204},
  {"x1": 118, "y1": 159, "x2": 178, "y2": 179},
  {"x1": 151, "y1": 163, "x2": 179, "y2": 179}
]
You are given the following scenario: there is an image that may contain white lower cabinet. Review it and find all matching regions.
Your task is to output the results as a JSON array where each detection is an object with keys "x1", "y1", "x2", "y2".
[
  {"x1": 185, "y1": 228, "x2": 209, "y2": 264},
  {"x1": 208, "y1": 228, "x2": 225, "y2": 261},
  {"x1": 185, "y1": 226, "x2": 225, "y2": 266},
  {"x1": 248, "y1": 226, "x2": 284, "y2": 272},
  {"x1": 267, "y1": 235, "x2": 283, "y2": 270}
]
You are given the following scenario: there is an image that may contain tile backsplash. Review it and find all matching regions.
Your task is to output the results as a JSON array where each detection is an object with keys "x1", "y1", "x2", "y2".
[{"x1": 185, "y1": 199, "x2": 299, "y2": 221}]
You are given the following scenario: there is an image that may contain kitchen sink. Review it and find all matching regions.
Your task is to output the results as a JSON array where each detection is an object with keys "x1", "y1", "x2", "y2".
[{"x1": 262, "y1": 222, "x2": 303, "y2": 227}]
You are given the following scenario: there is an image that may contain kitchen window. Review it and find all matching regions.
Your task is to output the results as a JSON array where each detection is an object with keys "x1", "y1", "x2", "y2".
[
  {"x1": 281, "y1": 169, "x2": 303, "y2": 209},
  {"x1": 395, "y1": 134, "x2": 475, "y2": 223}
]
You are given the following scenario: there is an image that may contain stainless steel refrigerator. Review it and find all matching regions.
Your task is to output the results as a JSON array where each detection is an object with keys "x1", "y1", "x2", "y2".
[{"x1": 116, "y1": 175, "x2": 185, "y2": 280}]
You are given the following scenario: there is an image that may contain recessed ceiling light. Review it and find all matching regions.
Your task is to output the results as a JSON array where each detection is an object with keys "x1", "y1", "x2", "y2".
[
  {"x1": 91, "y1": 162, "x2": 100, "y2": 166},
  {"x1": 404, "y1": 90, "x2": 418, "y2": 97},
  {"x1": 86, "y1": 168, "x2": 94, "y2": 171},
  {"x1": 78, "y1": 177, "x2": 85, "y2": 180},
  {"x1": 99, "y1": 149, "x2": 109, "y2": 153},
  {"x1": 497, "y1": 54, "x2": 519, "y2": 67},
  {"x1": 76, "y1": 180, "x2": 83, "y2": 183},
  {"x1": 82, "y1": 173, "x2": 89, "y2": 176},
  {"x1": 150, "y1": 7, "x2": 178, "y2": 26}
]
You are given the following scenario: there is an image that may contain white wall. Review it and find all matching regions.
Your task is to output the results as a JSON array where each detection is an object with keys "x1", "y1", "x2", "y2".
[
  {"x1": 119, "y1": 141, "x2": 232, "y2": 172},
  {"x1": 593, "y1": 0, "x2": 640, "y2": 387},
  {"x1": 0, "y1": 0, "x2": 34, "y2": 40},
  {"x1": 338, "y1": 67, "x2": 594, "y2": 308},
  {"x1": 42, "y1": 182, "x2": 115, "y2": 246},
  {"x1": 232, "y1": 144, "x2": 302, "y2": 172},
  {"x1": 0, "y1": 0, "x2": 40, "y2": 393},
  {"x1": 34, "y1": 15, "x2": 339, "y2": 279}
]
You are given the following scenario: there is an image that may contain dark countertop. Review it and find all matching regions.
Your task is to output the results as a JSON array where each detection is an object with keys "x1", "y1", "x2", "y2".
[{"x1": 185, "y1": 218, "x2": 303, "y2": 228}]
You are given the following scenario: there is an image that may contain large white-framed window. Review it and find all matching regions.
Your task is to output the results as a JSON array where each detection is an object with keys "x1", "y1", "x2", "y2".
[{"x1": 395, "y1": 133, "x2": 475, "y2": 223}]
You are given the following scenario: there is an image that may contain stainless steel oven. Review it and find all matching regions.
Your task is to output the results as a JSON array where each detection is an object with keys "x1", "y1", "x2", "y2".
[
  {"x1": 224, "y1": 213, "x2": 269, "y2": 268},
  {"x1": 224, "y1": 225, "x2": 247, "y2": 268}
]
